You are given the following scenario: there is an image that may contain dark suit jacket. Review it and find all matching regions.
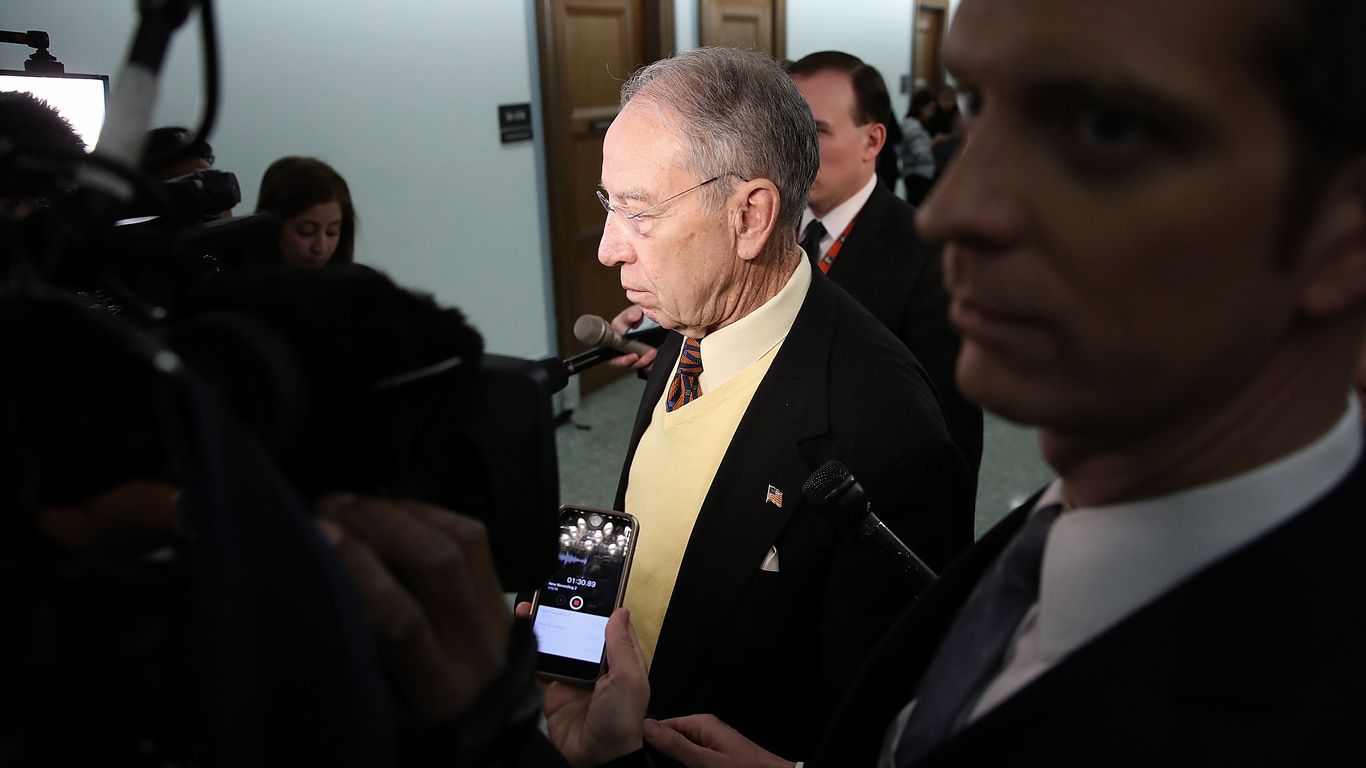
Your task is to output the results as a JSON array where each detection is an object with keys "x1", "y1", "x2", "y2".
[
  {"x1": 821, "y1": 183, "x2": 983, "y2": 482},
  {"x1": 810, "y1": 434, "x2": 1366, "y2": 767},
  {"x1": 613, "y1": 269, "x2": 974, "y2": 760}
]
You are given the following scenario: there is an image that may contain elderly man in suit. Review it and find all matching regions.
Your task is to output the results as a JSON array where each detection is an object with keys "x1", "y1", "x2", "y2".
[
  {"x1": 612, "y1": 52, "x2": 983, "y2": 485},
  {"x1": 594, "y1": 46, "x2": 973, "y2": 760}
]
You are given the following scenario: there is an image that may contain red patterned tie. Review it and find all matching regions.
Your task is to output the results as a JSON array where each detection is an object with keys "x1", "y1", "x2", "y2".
[{"x1": 666, "y1": 337, "x2": 703, "y2": 411}]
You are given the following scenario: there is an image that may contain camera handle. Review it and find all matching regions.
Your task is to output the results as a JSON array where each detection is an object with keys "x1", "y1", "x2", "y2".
[{"x1": 82, "y1": 1, "x2": 199, "y2": 206}]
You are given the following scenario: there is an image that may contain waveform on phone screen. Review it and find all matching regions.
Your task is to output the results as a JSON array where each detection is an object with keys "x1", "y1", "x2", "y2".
[{"x1": 558, "y1": 551, "x2": 589, "y2": 567}]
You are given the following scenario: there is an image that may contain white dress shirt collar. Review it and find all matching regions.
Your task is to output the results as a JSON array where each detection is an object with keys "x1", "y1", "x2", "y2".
[
  {"x1": 799, "y1": 173, "x2": 878, "y2": 259},
  {"x1": 1037, "y1": 396, "x2": 1362, "y2": 661},
  {"x1": 683, "y1": 255, "x2": 810, "y2": 394},
  {"x1": 967, "y1": 397, "x2": 1362, "y2": 720}
]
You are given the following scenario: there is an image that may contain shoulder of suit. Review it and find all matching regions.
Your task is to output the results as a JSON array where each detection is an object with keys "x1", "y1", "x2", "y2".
[
  {"x1": 823, "y1": 288, "x2": 932, "y2": 382},
  {"x1": 858, "y1": 184, "x2": 927, "y2": 247}
]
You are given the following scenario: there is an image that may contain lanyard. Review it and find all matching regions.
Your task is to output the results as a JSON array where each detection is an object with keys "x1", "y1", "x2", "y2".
[{"x1": 818, "y1": 216, "x2": 858, "y2": 274}]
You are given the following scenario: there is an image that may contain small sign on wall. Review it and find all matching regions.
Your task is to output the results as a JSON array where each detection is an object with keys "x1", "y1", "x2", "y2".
[{"x1": 499, "y1": 103, "x2": 533, "y2": 143}]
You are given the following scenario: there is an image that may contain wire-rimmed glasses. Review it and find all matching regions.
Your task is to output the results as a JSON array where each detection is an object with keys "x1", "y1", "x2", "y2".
[{"x1": 596, "y1": 173, "x2": 742, "y2": 234}]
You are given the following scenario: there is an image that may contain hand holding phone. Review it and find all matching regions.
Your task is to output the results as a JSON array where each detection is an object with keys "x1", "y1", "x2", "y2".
[
  {"x1": 530, "y1": 505, "x2": 638, "y2": 684},
  {"x1": 542, "y1": 606, "x2": 651, "y2": 767}
]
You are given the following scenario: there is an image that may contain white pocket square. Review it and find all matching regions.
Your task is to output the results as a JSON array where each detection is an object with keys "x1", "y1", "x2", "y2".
[{"x1": 760, "y1": 545, "x2": 780, "y2": 572}]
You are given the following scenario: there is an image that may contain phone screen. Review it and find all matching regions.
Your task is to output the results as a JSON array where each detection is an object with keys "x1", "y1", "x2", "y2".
[{"x1": 531, "y1": 507, "x2": 637, "y2": 682}]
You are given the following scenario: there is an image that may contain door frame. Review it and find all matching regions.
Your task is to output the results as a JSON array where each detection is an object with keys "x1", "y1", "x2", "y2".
[{"x1": 534, "y1": 0, "x2": 673, "y2": 393}]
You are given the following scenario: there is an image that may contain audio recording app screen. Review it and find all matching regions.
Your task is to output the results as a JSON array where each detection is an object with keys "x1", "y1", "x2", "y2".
[{"x1": 533, "y1": 511, "x2": 633, "y2": 664}]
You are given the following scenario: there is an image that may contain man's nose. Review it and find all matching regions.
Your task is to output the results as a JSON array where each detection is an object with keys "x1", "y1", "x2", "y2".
[
  {"x1": 916, "y1": 125, "x2": 1025, "y2": 253},
  {"x1": 597, "y1": 216, "x2": 632, "y2": 267}
]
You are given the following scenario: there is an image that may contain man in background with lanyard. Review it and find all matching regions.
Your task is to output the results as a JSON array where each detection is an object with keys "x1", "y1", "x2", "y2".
[{"x1": 788, "y1": 51, "x2": 982, "y2": 483}]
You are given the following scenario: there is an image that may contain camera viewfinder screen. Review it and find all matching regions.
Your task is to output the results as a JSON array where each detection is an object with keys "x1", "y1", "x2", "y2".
[{"x1": 0, "y1": 71, "x2": 108, "y2": 151}]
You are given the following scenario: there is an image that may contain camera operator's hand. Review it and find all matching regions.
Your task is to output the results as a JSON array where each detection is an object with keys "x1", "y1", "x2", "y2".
[
  {"x1": 318, "y1": 495, "x2": 511, "y2": 725},
  {"x1": 514, "y1": 603, "x2": 649, "y2": 767},
  {"x1": 38, "y1": 481, "x2": 181, "y2": 555}
]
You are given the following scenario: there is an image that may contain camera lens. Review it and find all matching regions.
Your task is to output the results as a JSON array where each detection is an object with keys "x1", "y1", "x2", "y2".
[{"x1": 589, "y1": 514, "x2": 603, "y2": 528}]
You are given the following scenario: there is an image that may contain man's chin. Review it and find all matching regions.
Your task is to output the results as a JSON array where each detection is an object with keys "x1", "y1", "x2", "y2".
[
  {"x1": 956, "y1": 346, "x2": 1043, "y2": 426},
  {"x1": 639, "y1": 306, "x2": 676, "y2": 330},
  {"x1": 806, "y1": 191, "x2": 831, "y2": 217}
]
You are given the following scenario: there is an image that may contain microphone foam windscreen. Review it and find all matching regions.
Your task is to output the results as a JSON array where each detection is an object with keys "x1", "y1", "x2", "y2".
[{"x1": 802, "y1": 458, "x2": 852, "y2": 505}]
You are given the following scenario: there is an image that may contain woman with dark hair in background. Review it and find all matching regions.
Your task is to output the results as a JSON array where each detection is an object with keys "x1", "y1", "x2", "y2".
[
  {"x1": 255, "y1": 156, "x2": 357, "y2": 267},
  {"x1": 899, "y1": 89, "x2": 938, "y2": 206}
]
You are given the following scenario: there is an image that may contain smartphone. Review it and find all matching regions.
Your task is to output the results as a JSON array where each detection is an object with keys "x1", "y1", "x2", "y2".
[{"x1": 530, "y1": 505, "x2": 638, "y2": 684}]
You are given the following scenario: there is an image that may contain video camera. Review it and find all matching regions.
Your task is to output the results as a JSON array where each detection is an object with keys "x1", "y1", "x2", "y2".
[
  {"x1": 1, "y1": 27, "x2": 560, "y2": 591},
  {"x1": 0, "y1": 2, "x2": 564, "y2": 764}
]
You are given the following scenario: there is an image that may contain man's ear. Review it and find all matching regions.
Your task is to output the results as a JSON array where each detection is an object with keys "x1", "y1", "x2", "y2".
[
  {"x1": 1301, "y1": 157, "x2": 1366, "y2": 318},
  {"x1": 734, "y1": 180, "x2": 782, "y2": 262},
  {"x1": 864, "y1": 122, "x2": 887, "y2": 161}
]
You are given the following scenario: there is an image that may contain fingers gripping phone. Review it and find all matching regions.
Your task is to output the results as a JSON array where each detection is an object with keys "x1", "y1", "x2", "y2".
[{"x1": 530, "y1": 505, "x2": 638, "y2": 684}]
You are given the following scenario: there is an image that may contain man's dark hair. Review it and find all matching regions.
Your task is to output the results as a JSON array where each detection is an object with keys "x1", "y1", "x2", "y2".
[
  {"x1": 1255, "y1": 0, "x2": 1366, "y2": 251},
  {"x1": 1262, "y1": 0, "x2": 1366, "y2": 170},
  {"x1": 0, "y1": 91, "x2": 85, "y2": 199},
  {"x1": 908, "y1": 88, "x2": 937, "y2": 121},
  {"x1": 786, "y1": 51, "x2": 893, "y2": 129},
  {"x1": 141, "y1": 126, "x2": 214, "y2": 176}
]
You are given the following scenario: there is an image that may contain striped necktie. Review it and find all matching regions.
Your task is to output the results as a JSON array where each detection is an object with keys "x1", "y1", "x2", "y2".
[{"x1": 666, "y1": 337, "x2": 703, "y2": 411}]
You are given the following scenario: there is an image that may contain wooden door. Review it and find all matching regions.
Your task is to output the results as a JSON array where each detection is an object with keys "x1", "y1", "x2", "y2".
[
  {"x1": 913, "y1": 0, "x2": 947, "y2": 93},
  {"x1": 700, "y1": 0, "x2": 785, "y2": 59},
  {"x1": 537, "y1": 0, "x2": 671, "y2": 395}
]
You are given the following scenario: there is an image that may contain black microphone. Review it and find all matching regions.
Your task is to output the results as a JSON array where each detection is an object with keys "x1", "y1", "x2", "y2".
[
  {"x1": 574, "y1": 314, "x2": 656, "y2": 357},
  {"x1": 562, "y1": 345, "x2": 621, "y2": 375},
  {"x1": 802, "y1": 459, "x2": 937, "y2": 594}
]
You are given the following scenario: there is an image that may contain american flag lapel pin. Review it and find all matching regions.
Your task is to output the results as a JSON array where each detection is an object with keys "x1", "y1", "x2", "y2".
[{"x1": 765, "y1": 484, "x2": 783, "y2": 508}]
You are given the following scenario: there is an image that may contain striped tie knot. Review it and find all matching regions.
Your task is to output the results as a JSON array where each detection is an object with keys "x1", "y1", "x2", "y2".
[{"x1": 667, "y1": 337, "x2": 703, "y2": 411}]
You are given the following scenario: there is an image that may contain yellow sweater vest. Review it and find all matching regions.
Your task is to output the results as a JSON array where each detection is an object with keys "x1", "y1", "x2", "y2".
[{"x1": 623, "y1": 343, "x2": 782, "y2": 667}]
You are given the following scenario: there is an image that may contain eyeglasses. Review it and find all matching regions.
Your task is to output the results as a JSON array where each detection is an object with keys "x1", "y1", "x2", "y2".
[{"x1": 596, "y1": 173, "x2": 743, "y2": 234}]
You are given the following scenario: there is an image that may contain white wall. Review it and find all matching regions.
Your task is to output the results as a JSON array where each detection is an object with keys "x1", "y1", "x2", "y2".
[
  {"x1": 673, "y1": 2, "x2": 913, "y2": 117},
  {"x1": 2, "y1": 0, "x2": 556, "y2": 359},
  {"x1": 786, "y1": 0, "x2": 914, "y2": 120},
  {"x1": 675, "y1": 0, "x2": 701, "y2": 52},
  {"x1": 2, "y1": 1, "x2": 925, "y2": 357}
]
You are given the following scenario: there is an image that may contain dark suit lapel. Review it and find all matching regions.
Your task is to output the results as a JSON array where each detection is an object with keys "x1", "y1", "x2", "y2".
[
  {"x1": 926, "y1": 455, "x2": 1366, "y2": 765},
  {"x1": 647, "y1": 274, "x2": 837, "y2": 716},
  {"x1": 810, "y1": 498, "x2": 1036, "y2": 768},
  {"x1": 825, "y1": 183, "x2": 896, "y2": 293}
]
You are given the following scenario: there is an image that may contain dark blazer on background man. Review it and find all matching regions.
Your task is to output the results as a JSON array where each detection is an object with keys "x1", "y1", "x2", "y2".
[
  {"x1": 820, "y1": 183, "x2": 983, "y2": 482},
  {"x1": 809, "y1": 436, "x2": 1366, "y2": 767},
  {"x1": 613, "y1": 269, "x2": 974, "y2": 760}
]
